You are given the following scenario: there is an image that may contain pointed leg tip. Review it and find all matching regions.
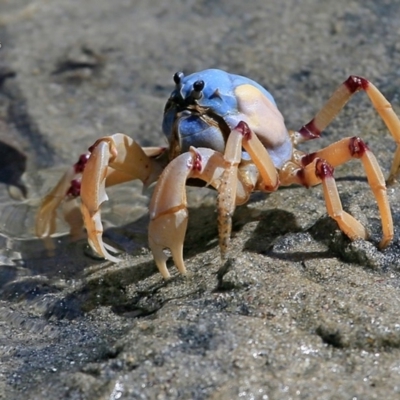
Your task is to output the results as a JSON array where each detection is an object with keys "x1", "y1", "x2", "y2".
[
  {"x1": 378, "y1": 237, "x2": 392, "y2": 250},
  {"x1": 169, "y1": 243, "x2": 187, "y2": 275},
  {"x1": 87, "y1": 237, "x2": 121, "y2": 263},
  {"x1": 149, "y1": 211, "x2": 189, "y2": 278},
  {"x1": 156, "y1": 261, "x2": 171, "y2": 280},
  {"x1": 106, "y1": 254, "x2": 123, "y2": 263},
  {"x1": 175, "y1": 262, "x2": 187, "y2": 276},
  {"x1": 149, "y1": 238, "x2": 171, "y2": 279}
]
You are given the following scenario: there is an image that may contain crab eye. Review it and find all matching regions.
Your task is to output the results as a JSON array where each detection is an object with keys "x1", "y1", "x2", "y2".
[
  {"x1": 173, "y1": 71, "x2": 184, "y2": 85},
  {"x1": 192, "y1": 80, "x2": 204, "y2": 99},
  {"x1": 193, "y1": 80, "x2": 204, "y2": 92}
]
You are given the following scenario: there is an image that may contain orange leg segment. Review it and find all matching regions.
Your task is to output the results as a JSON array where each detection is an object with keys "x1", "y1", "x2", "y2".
[
  {"x1": 281, "y1": 156, "x2": 369, "y2": 245},
  {"x1": 295, "y1": 76, "x2": 400, "y2": 184},
  {"x1": 217, "y1": 121, "x2": 279, "y2": 259},
  {"x1": 297, "y1": 136, "x2": 393, "y2": 248}
]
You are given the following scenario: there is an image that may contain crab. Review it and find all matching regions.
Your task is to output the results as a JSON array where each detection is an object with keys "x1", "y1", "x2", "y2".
[{"x1": 36, "y1": 69, "x2": 400, "y2": 279}]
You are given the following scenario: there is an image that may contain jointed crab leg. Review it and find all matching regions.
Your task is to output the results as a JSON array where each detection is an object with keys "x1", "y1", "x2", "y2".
[
  {"x1": 302, "y1": 136, "x2": 393, "y2": 248},
  {"x1": 36, "y1": 153, "x2": 89, "y2": 238},
  {"x1": 296, "y1": 76, "x2": 400, "y2": 183},
  {"x1": 216, "y1": 128, "x2": 242, "y2": 260},
  {"x1": 304, "y1": 158, "x2": 368, "y2": 242},
  {"x1": 217, "y1": 121, "x2": 279, "y2": 259},
  {"x1": 280, "y1": 135, "x2": 393, "y2": 248}
]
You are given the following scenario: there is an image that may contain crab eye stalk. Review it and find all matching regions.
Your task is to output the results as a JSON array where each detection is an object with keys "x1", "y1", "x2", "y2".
[
  {"x1": 192, "y1": 80, "x2": 204, "y2": 99},
  {"x1": 173, "y1": 71, "x2": 184, "y2": 85}
]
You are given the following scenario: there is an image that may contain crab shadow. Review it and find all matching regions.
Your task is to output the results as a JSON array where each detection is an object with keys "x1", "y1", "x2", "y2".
[
  {"x1": 235, "y1": 206, "x2": 337, "y2": 262},
  {"x1": 1, "y1": 231, "x2": 162, "y2": 319}
]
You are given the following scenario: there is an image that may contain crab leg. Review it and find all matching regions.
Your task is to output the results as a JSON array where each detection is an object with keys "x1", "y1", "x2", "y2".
[
  {"x1": 280, "y1": 135, "x2": 393, "y2": 248},
  {"x1": 295, "y1": 76, "x2": 400, "y2": 184},
  {"x1": 302, "y1": 137, "x2": 393, "y2": 248},
  {"x1": 217, "y1": 121, "x2": 280, "y2": 259},
  {"x1": 281, "y1": 156, "x2": 368, "y2": 243},
  {"x1": 311, "y1": 158, "x2": 368, "y2": 242},
  {"x1": 216, "y1": 128, "x2": 242, "y2": 260},
  {"x1": 36, "y1": 153, "x2": 89, "y2": 237}
]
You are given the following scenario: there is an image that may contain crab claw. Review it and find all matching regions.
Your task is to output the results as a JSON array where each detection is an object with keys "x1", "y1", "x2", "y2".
[
  {"x1": 148, "y1": 146, "x2": 230, "y2": 279},
  {"x1": 79, "y1": 139, "x2": 121, "y2": 262},
  {"x1": 80, "y1": 134, "x2": 165, "y2": 262},
  {"x1": 148, "y1": 209, "x2": 189, "y2": 279},
  {"x1": 148, "y1": 150, "x2": 196, "y2": 278}
]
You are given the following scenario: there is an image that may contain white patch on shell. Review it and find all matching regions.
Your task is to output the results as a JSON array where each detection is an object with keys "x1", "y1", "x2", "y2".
[{"x1": 225, "y1": 84, "x2": 292, "y2": 168}]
